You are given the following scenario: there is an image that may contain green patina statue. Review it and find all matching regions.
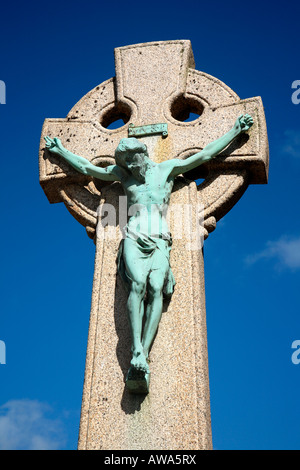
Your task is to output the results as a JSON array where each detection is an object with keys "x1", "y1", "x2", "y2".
[{"x1": 45, "y1": 114, "x2": 253, "y2": 394}]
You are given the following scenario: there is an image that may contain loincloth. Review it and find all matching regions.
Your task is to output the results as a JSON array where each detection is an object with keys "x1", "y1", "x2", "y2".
[{"x1": 117, "y1": 225, "x2": 175, "y2": 298}]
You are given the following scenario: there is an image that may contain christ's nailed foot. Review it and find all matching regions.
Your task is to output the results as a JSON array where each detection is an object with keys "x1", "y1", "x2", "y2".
[
  {"x1": 126, "y1": 354, "x2": 150, "y2": 394},
  {"x1": 130, "y1": 349, "x2": 150, "y2": 373}
]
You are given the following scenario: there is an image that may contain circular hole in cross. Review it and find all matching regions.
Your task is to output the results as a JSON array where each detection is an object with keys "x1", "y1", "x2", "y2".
[
  {"x1": 100, "y1": 102, "x2": 132, "y2": 130},
  {"x1": 170, "y1": 95, "x2": 204, "y2": 123}
]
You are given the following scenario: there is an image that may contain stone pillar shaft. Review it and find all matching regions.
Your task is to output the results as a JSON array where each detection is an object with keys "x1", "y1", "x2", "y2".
[{"x1": 78, "y1": 180, "x2": 212, "y2": 450}]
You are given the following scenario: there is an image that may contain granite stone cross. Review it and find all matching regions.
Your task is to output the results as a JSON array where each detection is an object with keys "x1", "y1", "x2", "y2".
[{"x1": 39, "y1": 40, "x2": 269, "y2": 450}]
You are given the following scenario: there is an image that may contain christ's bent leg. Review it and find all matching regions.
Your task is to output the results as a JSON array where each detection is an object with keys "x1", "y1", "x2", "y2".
[
  {"x1": 126, "y1": 281, "x2": 150, "y2": 393},
  {"x1": 121, "y1": 238, "x2": 150, "y2": 373},
  {"x1": 127, "y1": 280, "x2": 148, "y2": 371},
  {"x1": 142, "y1": 270, "x2": 165, "y2": 358}
]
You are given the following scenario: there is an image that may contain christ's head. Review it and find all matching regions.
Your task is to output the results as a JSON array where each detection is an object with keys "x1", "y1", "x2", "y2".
[{"x1": 115, "y1": 138, "x2": 152, "y2": 181}]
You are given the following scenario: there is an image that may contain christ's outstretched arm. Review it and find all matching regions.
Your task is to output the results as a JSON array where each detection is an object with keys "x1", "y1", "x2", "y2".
[
  {"x1": 44, "y1": 136, "x2": 122, "y2": 181},
  {"x1": 168, "y1": 114, "x2": 253, "y2": 177}
]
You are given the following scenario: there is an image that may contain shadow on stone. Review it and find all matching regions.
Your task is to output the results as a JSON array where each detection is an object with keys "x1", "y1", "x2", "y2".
[
  {"x1": 113, "y1": 272, "x2": 172, "y2": 414},
  {"x1": 113, "y1": 274, "x2": 148, "y2": 414},
  {"x1": 120, "y1": 387, "x2": 148, "y2": 414}
]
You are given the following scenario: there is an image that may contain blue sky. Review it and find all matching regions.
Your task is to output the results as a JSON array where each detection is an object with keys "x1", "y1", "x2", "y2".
[{"x1": 0, "y1": 0, "x2": 300, "y2": 450}]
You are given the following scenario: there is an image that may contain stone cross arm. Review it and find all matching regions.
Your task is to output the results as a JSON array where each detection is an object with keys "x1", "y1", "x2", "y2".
[{"x1": 39, "y1": 40, "x2": 269, "y2": 239}]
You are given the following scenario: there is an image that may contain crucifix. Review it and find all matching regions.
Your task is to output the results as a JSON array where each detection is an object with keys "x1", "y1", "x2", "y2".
[
  {"x1": 39, "y1": 40, "x2": 269, "y2": 450},
  {"x1": 44, "y1": 113, "x2": 254, "y2": 392}
]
